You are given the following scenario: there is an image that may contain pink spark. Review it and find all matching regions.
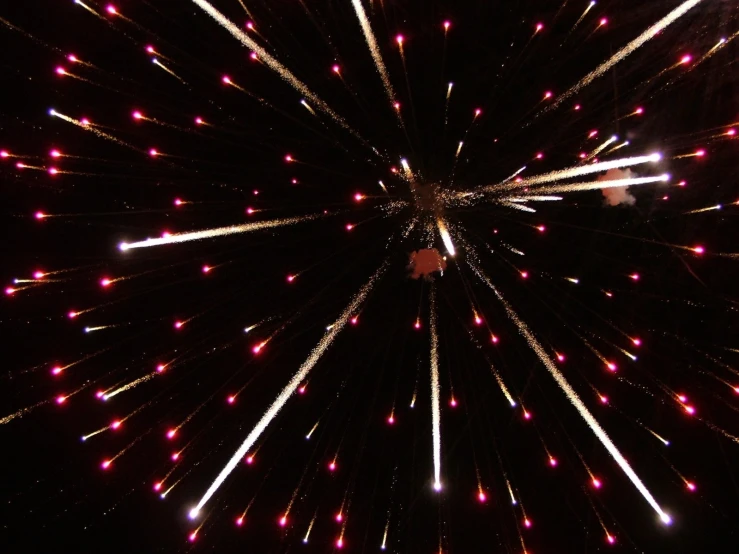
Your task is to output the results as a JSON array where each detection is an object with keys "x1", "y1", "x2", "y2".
[
  {"x1": 635, "y1": 107, "x2": 644, "y2": 115},
  {"x1": 332, "y1": 64, "x2": 340, "y2": 74},
  {"x1": 474, "y1": 316, "x2": 483, "y2": 325},
  {"x1": 101, "y1": 459, "x2": 112, "y2": 469},
  {"x1": 33, "y1": 271, "x2": 45, "y2": 279},
  {"x1": 354, "y1": 193, "x2": 364, "y2": 202},
  {"x1": 287, "y1": 274, "x2": 295, "y2": 283},
  {"x1": 414, "y1": 319, "x2": 421, "y2": 330},
  {"x1": 475, "y1": 108, "x2": 482, "y2": 117},
  {"x1": 556, "y1": 353, "x2": 565, "y2": 362},
  {"x1": 245, "y1": 21, "x2": 254, "y2": 30},
  {"x1": 600, "y1": 395, "x2": 609, "y2": 404},
  {"x1": 443, "y1": 21, "x2": 450, "y2": 31},
  {"x1": 174, "y1": 198, "x2": 183, "y2": 206},
  {"x1": 523, "y1": 410, "x2": 531, "y2": 420},
  {"x1": 592, "y1": 477, "x2": 602, "y2": 489},
  {"x1": 549, "y1": 457, "x2": 558, "y2": 467},
  {"x1": 106, "y1": 5, "x2": 117, "y2": 15},
  {"x1": 692, "y1": 245, "x2": 704, "y2": 255},
  {"x1": 346, "y1": 223, "x2": 354, "y2": 231},
  {"x1": 396, "y1": 34, "x2": 404, "y2": 46},
  {"x1": 194, "y1": 117, "x2": 203, "y2": 125},
  {"x1": 599, "y1": 18, "x2": 608, "y2": 26},
  {"x1": 174, "y1": 321, "x2": 184, "y2": 329},
  {"x1": 279, "y1": 515, "x2": 287, "y2": 527},
  {"x1": 537, "y1": 225, "x2": 545, "y2": 232},
  {"x1": 171, "y1": 451, "x2": 180, "y2": 461},
  {"x1": 222, "y1": 75, "x2": 231, "y2": 84},
  {"x1": 56, "y1": 395, "x2": 67, "y2": 404},
  {"x1": 606, "y1": 534, "x2": 616, "y2": 545},
  {"x1": 335, "y1": 512, "x2": 343, "y2": 522},
  {"x1": 521, "y1": 271, "x2": 529, "y2": 279},
  {"x1": 450, "y1": 397, "x2": 458, "y2": 408},
  {"x1": 246, "y1": 455, "x2": 254, "y2": 465},
  {"x1": 56, "y1": 66, "x2": 66, "y2": 75},
  {"x1": 677, "y1": 394, "x2": 687, "y2": 403},
  {"x1": 227, "y1": 395, "x2": 235, "y2": 404},
  {"x1": 336, "y1": 537, "x2": 344, "y2": 549},
  {"x1": 96, "y1": 390, "x2": 105, "y2": 399},
  {"x1": 695, "y1": 149, "x2": 705, "y2": 157},
  {"x1": 132, "y1": 111, "x2": 143, "y2": 120},
  {"x1": 684, "y1": 405, "x2": 696, "y2": 415},
  {"x1": 252, "y1": 341, "x2": 267, "y2": 354},
  {"x1": 250, "y1": 52, "x2": 258, "y2": 61},
  {"x1": 387, "y1": 415, "x2": 395, "y2": 424},
  {"x1": 543, "y1": 91, "x2": 553, "y2": 99},
  {"x1": 679, "y1": 54, "x2": 692, "y2": 65},
  {"x1": 491, "y1": 334, "x2": 499, "y2": 344},
  {"x1": 632, "y1": 337, "x2": 642, "y2": 346},
  {"x1": 246, "y1": 207, "x2": 255, "y2": 215},
  {"x1": 188, "y1": 531, "x2": 197, "y2": 542},
  {"x1": 588, "y1": 130, "x2": 598, "y2": 138},
  {"x1": 100, "y1": 277, "x2": 112, "y2": 287},
  {"x1": 535, "y1": 152, "x2": 543, "y2": 159},
  {"x1": 111, "y1": 420, "x2": 121, "y2": 430},
  {"x1": 50, "y1": 149, "x2": 61, "y2": 158},
  {"x1": 329, "y1": 461, "x2": 337, "y2": 472},
  {"x1": 393, "y1": 102, "x2": 401, "y2": 111},
  {"x1": 146, "y1": 45, "x2": 155, "y2": 54},
  {"x1": 284, "y1": 154, "x2": 293, "y2": 162},
  {"x1": 523, "y1": 518, "x2": 532, "y2": 528},
  {"x1": 630, "y1": 273, "x2": 640, "y2": 281},
  {"x1": 727, "y1": 129, "x2": 736, "y2": 136},
  {"x1": 350, "y1": 316, "x2": 358, "y2": 325},
  {"x1": 298, "y1": 386, "x2": 306, "y2": 394},
  {"x1": 68, "y1": 310, "x2": 78, "y2": 319},
  {"x1": 167, "y1": 429, "x2": 177, "y2": 439},
  {"x1": 686, "y1": 481, "x2": 696, "y2": 492},
  {"x1": 48, "y1": 167, "x2": 58, "y2": 175},
  {"x1": 80, "y1": 118, "x2": 90, "y2": 126},
  {"x1": 51, "y1": 366, "x2": 63, "y2": 375},
  {"x1": 154, "y1": 482, "x2": 162, "y2": 491},
  {"x1": 606, "y1": 362, "x2": 617, "y2": 372},
  {"x1": 535, "y1": 23, "x2": 544, "y2": 32},
  {"x1": 201, "y1": 265, "x2": 212, "y2": 274},
  {"x1": 149, "y1": 148, "x2": 158, "y2": 157},
  {"x1": 156, "y1": 364, "x2": 166, "y2": 373},
  {"x1": 236, "y1": 516, "x2": 244, "y2": 526},
  {"x1": 478, "y1": 490, "x2": 487, "y2": 502},
  {"x1": 0, "y1": 150, "x2": 8, "y2": 158},
  {"x1": 68, "y1": 54, "x2": 78, "y2": 63}
]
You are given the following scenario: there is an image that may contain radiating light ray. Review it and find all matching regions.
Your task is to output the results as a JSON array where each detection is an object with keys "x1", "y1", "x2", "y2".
[
  {"x1": 501, "y1": 201, "x2": 536, "y2": 213},
  {"x1": 584, "y1": 135, "x2": 618, "y2": 162},
  {"x1": 49, "y1": 109, "x2": 138, "y2": 151},
  {"x1": 305, "y1": 420, "x2": 319, "y2": 439},
  {"x1": 528, "y1": 174, "x2": 669, "y2": 195},
  {"x1": 303, "y1": 512, "x2": 317, "y2": 543},
  {"x1": 192, "y1": 0, "x2": 363, "y2": 141},
  {"x1": 188, "y1": 260, "x2": 389, "y2": 518},
  {"x1": 485, "y1": 154, "x2": 662, "y2": 192},
  {"x1": 102, "y1": 374, "x2": 155, "y2": 400},
  {"x1": 73, "y1": 0, "x2": 104, "y2": 19},
  {"x1": 437, "y1": 218, "x2": 456, "y2": 256},
  {"x1": 152, "y1": 58, "x2": 185, "y2": 83},
  {"x1": 350, "y1": 0, "x2": 397, "y2": 106},
  {"x1": 549, "y1": 0, "x2": 702, "y2": 110},
  {"x1": 429, "y1": 287, "x2": 443, "y2": 492},
  {"x1": 0, "y1": 399, "x2": 51, "y2": 425},
  {"x1": 468, "y1": 259, "x2": 671, "y2": 524},
  {"x1": 500, "y1": 166, "x2": 527, "y2": 185},
  {"x1": 119, "y1": 214, "x2": 319, "y2": 250},
  {"x1": 504, "y1": 195, "x2": 563, "y2": 202},
  {"x1": 684, "y1": 204, "x2": 721, "y2": 215}
]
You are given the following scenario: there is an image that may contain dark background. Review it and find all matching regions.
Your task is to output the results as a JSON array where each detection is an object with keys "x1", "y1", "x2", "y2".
[{"x1": 1, "y1": 1, "x2": 738, "y2": 552}]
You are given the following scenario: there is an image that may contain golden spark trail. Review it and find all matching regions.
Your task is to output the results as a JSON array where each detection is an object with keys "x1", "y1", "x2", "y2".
[
  {"x1": 436, "y1": 218, "x2": 456, "y2": 256},
  {"x1": 549, "y1": 0, "x2": 702, "y2": 109},
  {"x1": 188, "y1": 260, "x2": 389, "y2": 519},
  {"x1": 0, "y1": 399, "x2": 50, "y2": 425},
  {"x1": 485, "y1": 154, "x2": 662, "y2": 193},
  {"x1": 303, "y1": 513, "x2": 317, "y2": 543},
  {"x1": 528, "y1": 174, "x2": 669, "y2": 195},
  {"x1": 119, "y1": 215, "x2": 319, "y2": 250},
  {"x1": 429, "y1": 287, "x2": 443, "y2": 492},
  {"x1": 103, "y1": 374, "x2": 154, "y2": 400},
  {"x1": 584, "y1": 135, "x2": 618, "y2": 162},
  {"x1": 49, "y1": 109, "x2": 139, "y2": 151},
  {"x1": 152, "y1": 58, "x2": 186, "y2": 83},
  {"x1": 685, "y1": 204, "x2": 722, "y2": 214},
  {"x1": 192, "y1": 0, "x2": 361, "y2": 139},
  {"x1": 501, "y1": 202, "x2": 536, "y2": 213},
  {"x1": 469, "y1": 260, "x2": 672, "y2": 524},
  {"x1": 504, "y1": 195, "x2": 563, "y2": 202},
  {"x1": 350, "y1": 0, "x2": 397, "y2": 105}
]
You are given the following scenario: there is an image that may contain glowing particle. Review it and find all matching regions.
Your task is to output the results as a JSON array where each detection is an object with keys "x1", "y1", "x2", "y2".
[{"x1": 592, "y1": 477, "x2": 602, "y2": 489}]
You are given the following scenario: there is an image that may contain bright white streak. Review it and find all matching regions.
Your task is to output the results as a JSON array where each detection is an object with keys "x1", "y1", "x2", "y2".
[
  {"x1": 350, "y1": 0, "x2": 397, "y2": 105},
  {"x1": 488, "y1": 154, "x2": 661, "y2": 192},
  {"x1": 505, "y1": 195, "x2": 563, "y2": 202},
  {"x1": 192, "y1": 0, "x2": 358, "y2": 136},
  {"x1": 469, "y1": 260, "x2": 672, "y2": 524},
  {"x1": 584, "y1": 135, "x2": 618, "y2": 162},
  {"x1": 103, "y1": 374, "x2": 154, "y2": 400},
  {"x1": 491, "y1": 364, "x2": 516, "y2": 407},
  {"x1": 550, "y1": 0, "x2": 702, "y2": 109},
  {"x1": 501, "y1": 202, "x2": 536, "y2": 213},
  {"x1": 189, "y1": 261, "x2": 389, "y2": 519},
  {"x1": 120, "y1": 215, "x2": 318, "y2": 250},
  {"x1": 436, "y1": 218, "x2": 456, "y2": 256},
  {"x1": 529, "y1": 174, "x2": 669, "y2": 194},
  {"x1": 429, "y1": 287, "x2": 442, "y2": 491},
  {"x1": 500, "y1": 165, "x2": 527, "y2": 185}
]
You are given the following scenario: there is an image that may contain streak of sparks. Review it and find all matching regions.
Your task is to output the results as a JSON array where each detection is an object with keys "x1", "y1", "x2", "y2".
[
  {"x1": 350, "y1": 0, "x2": 397, "y2": 106},
  {"x1": 429, "y1": 287, "x2": 443, "y2": 492},
  {"x1": 188, "y1": 260, "x2": 389, "y2": 518},
  {"x1": 119, "y1": 215, "x2": 319, "y2": 250}
]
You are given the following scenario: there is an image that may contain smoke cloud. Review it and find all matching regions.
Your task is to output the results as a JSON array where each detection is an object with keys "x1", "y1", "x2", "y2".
[
  {"x1": 409, "y1": 249, "x2": 447, "y2": 279},
  {"x1": 599, "y1": 168, "x2": 637, "y2": 206}
]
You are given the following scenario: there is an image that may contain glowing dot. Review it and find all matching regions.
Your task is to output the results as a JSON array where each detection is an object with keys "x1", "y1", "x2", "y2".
[
  {"x1": 188, "y1": 531, "x2": 197, "y2": 542},
  {"x1": 521, "y1": 271, "x2": 529, "y2": 279},
  {"x1": 222, "y1": 75, "x2": 231, "y2": 84},
  {"x1": 246, "y1": 21, "x2": 254, "y2": 30},
  {"x1": 332, "y1": 64, "x2": 340, "y2": 74},
  {"x1": 111, "y1": 420, "x2": 121, "y2": 429},
  {"x1": 592, "y1": 477, "x2": 602, "y2": 489},
  {"x1": 56, "y1": 66, "x2": 66, "y2": 75},
  {"x1": 246, "y1": 455, "x2": 254, "y2": 465},
  {"x1": 16, "y1": 162, "x2": 25, "y2": 169},
  {"x1": 101, "y1": 459, "x2": 111, "y2": 469},
  {"x1": 523, "y1": 410, "x2": 531, "y2": 420},
  {"x1": 414, "y1": 319, "x2": 421, "y2": 330},
  {"x1": 523, "y1": 518, "x2": 532, "y2": 528},
  {"x1": 174, "y1": 321, "x2": 184, "y2": 329},
  {"x1": 195, "y1": 117, "x2": 203, "y2": 125},
  {"x1": 51, "y1": 366, "x2": 62, "y2": 375},
  {"x1": 279, "y1": 516, "x2": 287, "y2": 527},
  {"x1": 535, "y1": 152, "x2": 543, "y2": 159},
  {"x1": 549, "y1": 457, "x2": 558, "y2": 467},
  {"x1": 68, "y1": 311, "x2": 78, "y2": 319},
  {"x1": 287, "y1": 274, "x2": 295, "y2": 283},
  {"x1": 632, "y1": 338, "x2": 641, "y2": 346},
  {"x1": 298, "y1": 386, "x2": 306, "y2": 394},
  {"x1": 5, "y1": 287, "x2": 16, "y2": 296},
  {"x1": 606, "y1": 534, "x2": 616, "y2": 545},
  {"x1": 246, "y1": 207, "x2": 255, "y2": 215},
  {"x1": 684, "y1": 405, "x2": 696, "y2": 415},
  {"x1": 0, "y1": 150, "x2": 8, "y2": 158},
  {"x1": 474, "y1": 316, "x2": 483, "y2": 325},
  {"x1": 345, "y1": 224, "x2": 354, "y2": 231},
  {"x1": 284, "y1": 154, "x2": 293, "y2": 162},
  {"x1": 250, "y1": 52, "x2": 258, "y2": 61},
  {"x1": 336, "y1": 538, "x2": 344, "y2": 549},
  {"x1": 329, "y1": 461, "x2": 337, "y2": 471},
  {"x1": 599, "y1": 17, "x2": 607, "y2": 26},
  {"x1": 56, "y1": 395, "x2": 67, "y2": 404},
  {"x1": 556, "y1": 353, "x2": 565, "y2": 362},
  {"x1": 588, "y1": 130, "x2": 598, "y2": 138},
  {"x1": 677, "y1": 394, "x2": 687, "y2": 402},
  {"x1": 536, "y1": 23, "x2": 544, "y2": 32},
  {"x1": 167, "y1": 429, "x2": 177, "y2": 439},
  {"x1": 236, "y1": 516, "x2": 244, "y2": 526},
  {"x1": 491, "y1": 334, "x2": 499, "y2": 344},
  {"x1": 434, "y1": 481, "x2": 442, "y2": 492},
  {"x1": 396, "y1": 34, "x2": 404, "y2": 45},
  {"x1": 81, "y1": 118, "x2": 90, "y2": 126},
  {"x1": 450, "y1": 397, "x2": 458, "y2": 408},
  {"x1": 679, "y1": 54, "x2": 692, "y2": 64},
  {"x1": 171, "y1": 452, "x2": 180, "y2": 461},
  {"x1": 606, "y1": 362, "x2": 617, "y2": 372},
  {"x1": 543, "y1": 91, "x2": 553, "y2": 99},
  {"x1": 393, "y1": 102, "x2": 401, "y2": 111},
  {"x1": 686, "y1": 481, "x2": 696, "y2": 491},
  {"x1": 154, "y1": 482, "x2": 162, "y2": 491},
  {"x1": 33, "y1": 271, "x2": 45, "y2": 279},
  {"x1": 536, "y1": 225, "x2": 545, "y2": 232},
  {"x1": 478, "y1": 491, "x2": 487, "y2": 502},
  {"x1": 475, "y1": 108, "x2": 482, "y2": 117},
  {"x1": 335, "y1": 512, "x2": 343, "y2": 522},
  {"x1": 132, "y1": 111, "x2": 143, "y2": 120},
  {"x1": 630, "y1": 273, "x2": 639, "y2": 281},
  {"x1": 635, "y1": 107, "x2": 644, "y2": 114},
  {"x1": 227, "y1": 395, "x2": 235, "y2": 404},
  {"x1": 726, "y1": 129, "x2": 736, "y2": 136},
  {"x1": 695, "y1": 149, "x2": 705, "y2": 157},
  {"x1": 354, "y1": 193, "x2": 364, "y2": 202},
  {"x1": 350, "y1": 317, "x2": 358, "y2": 326},
  {"x1": 174, "y1": 198, "x2": 184, "y2": 206},
  {"x1": 387, "y1": 415, "x2": 395, "y2": 424},
  {"x1": 156, "y1": 364, "x2": 166, "y2": 372},
  {"x1": 149, "y1": 148, "x2": 158, "y2": 157},
  {"x1": 100, "y1": 277, "x2": 112, "y2": 287},
  {"x1": 443, "y1": 21, "x2": 450, "y2": 31}
]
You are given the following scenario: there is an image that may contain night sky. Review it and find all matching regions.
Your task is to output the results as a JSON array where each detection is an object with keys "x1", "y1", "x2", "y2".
[{"x1": 1, "y1": 1, "x2": 738, "y2": 553}]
